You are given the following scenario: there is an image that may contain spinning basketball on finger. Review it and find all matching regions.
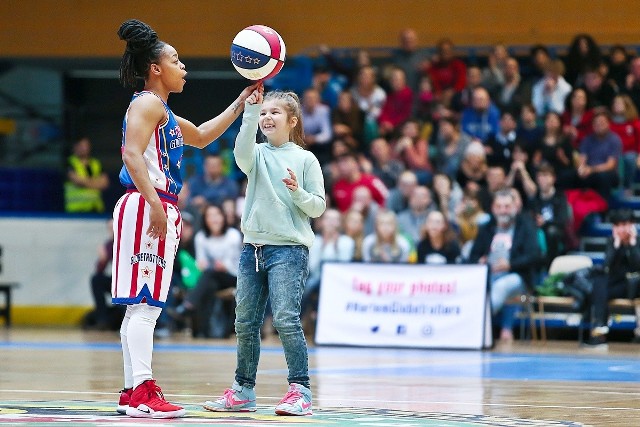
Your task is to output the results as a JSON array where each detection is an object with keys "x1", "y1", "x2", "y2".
[{"x1": 231, "y1": 25, "x2": 286, "y2": 81}]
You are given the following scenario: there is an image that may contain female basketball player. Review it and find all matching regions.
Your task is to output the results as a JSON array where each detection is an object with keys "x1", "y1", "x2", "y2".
[
  {"x1": 203, "y1": 87, "x2": 326, "y2": 416},
  {"x1": 112, "y1": 19, "x2": 256, "y2": 418}
]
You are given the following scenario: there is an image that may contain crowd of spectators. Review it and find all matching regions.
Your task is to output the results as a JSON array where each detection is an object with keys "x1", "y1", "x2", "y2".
[{"x1": 160, "y1": 31, "x2": 640, "y2": 343}]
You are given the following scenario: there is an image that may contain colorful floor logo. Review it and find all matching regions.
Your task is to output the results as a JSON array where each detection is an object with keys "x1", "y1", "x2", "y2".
[{"x1": 0, "y1": 400, "x2": 584, "y2": 426}]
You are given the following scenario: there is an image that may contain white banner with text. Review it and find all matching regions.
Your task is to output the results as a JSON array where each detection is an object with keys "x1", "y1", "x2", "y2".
[{"x1": 315, "y1": 262, "x2": 491, "y2": 349}]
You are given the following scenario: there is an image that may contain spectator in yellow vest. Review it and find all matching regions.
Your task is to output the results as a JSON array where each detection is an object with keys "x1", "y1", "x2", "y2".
[{"x1": 64, "y1": 137, "x2": 109, "y2": 213}]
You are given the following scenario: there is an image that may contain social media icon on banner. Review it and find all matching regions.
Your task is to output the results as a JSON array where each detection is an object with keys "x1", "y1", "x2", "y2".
[
  {"x1": 422, "y1": 325, "x2": 433, "y2": 336},
  {"x1": 396, "y1": 325, "x2": 407, "y2": 335},
  {"x1": 371, "y1": 325, "x2": 380, "y2": 333}
]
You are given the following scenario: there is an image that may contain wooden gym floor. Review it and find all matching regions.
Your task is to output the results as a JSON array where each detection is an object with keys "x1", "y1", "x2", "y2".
[{"x1": 0, "y1": 327, "x2": 639, "y2": 426}]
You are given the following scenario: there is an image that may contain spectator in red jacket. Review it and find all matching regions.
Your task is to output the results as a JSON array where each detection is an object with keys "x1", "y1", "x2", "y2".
[
  {"x1": 332, "y1": 151, "x2": 389, "y2": 212},
  {"x1": 426, "y1": 38, "x2": 467, "y2": 108},
  {"x1": 378, "y1": 67, "x2": 414, "y2": 138}
]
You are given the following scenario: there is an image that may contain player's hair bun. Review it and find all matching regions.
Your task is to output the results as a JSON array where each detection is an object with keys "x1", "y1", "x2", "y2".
[{"x1": 118, "y1": 19, "x2": 158, "y2": 54}]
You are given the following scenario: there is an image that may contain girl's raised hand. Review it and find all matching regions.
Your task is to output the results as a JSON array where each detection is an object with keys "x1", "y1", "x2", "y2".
[
  {"x1": 245, "y1": 82, "x2": 264, "y2": 105},
  {"x1": 237, "y1": 82, "x2": 264, "y2": 108},
  {"x1": 239, "y1": 82, "x2": 260, "y2": 100}
]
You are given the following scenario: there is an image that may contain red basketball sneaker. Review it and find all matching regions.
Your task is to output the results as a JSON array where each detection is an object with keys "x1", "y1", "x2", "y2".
[
  {"x1": 116, "y1": 388, "x2": 133, "y2": 414},
  {"x1": 126, "y1": 379, "x2": 186, "y2": 418}
]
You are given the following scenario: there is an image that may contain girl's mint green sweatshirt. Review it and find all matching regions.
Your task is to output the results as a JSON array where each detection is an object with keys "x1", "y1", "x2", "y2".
[{"x1": 234, "y1": 103, "x2": 326, "y2": 248}]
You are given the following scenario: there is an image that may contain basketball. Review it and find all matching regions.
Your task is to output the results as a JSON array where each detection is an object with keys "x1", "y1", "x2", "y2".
[{"x1": 230, "y1": 25, "x2": 286, "y2": 81}]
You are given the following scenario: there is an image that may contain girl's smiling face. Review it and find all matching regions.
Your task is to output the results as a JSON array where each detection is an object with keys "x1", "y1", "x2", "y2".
[{"x1": 259, "y1": 99, "x2": 297, "y2": 146}]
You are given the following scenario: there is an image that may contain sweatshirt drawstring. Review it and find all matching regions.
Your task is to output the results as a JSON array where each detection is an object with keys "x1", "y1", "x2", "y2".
[{"x1": 251, "y1": 243, "x2": 264, "y2": 272}]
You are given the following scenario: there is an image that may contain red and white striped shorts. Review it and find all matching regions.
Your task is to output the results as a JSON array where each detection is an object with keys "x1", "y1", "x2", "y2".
[{"x1": 110, "y1": 191, "x2": 181, "y2": 307}]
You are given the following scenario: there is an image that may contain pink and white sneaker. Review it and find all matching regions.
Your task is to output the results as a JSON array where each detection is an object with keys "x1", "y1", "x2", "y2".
[
  {"x1": 274, "y1": 383, "x2": 312, "y2": 416},
  {"x1": 203, "y1": 381, "x2": 257, "y2": 412}
]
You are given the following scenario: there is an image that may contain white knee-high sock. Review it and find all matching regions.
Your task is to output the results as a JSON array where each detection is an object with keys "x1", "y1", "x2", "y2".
[
  {"x1": 120, "y1": 306, "x2": 134, "y2": 389},
  {"x1": 127, "y1": 304, "x2": 162, "y2": 388}
]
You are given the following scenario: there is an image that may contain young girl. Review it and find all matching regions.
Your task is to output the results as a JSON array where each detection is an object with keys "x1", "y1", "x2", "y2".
[
  {"x1": 204, "y1": 87, "x2": 326, "y2": 416},
  {"x1": 112, "y1": 19, "x2": 255, "y2": 418}
]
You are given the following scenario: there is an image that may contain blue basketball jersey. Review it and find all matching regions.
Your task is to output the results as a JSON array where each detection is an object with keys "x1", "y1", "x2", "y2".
[{"x1": 119, "y1": 91, "x2": 184, "y2": 201}]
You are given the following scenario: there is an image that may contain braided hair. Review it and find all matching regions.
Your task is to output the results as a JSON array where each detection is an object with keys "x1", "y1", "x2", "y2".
[{"x1": 117, "y1": 19, "x2": 165, "y2": 88}]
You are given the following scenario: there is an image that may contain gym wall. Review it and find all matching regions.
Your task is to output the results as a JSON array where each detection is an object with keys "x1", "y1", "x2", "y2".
[{"x1": 3, "y1": 0, "x2": 640, "y2": 58}]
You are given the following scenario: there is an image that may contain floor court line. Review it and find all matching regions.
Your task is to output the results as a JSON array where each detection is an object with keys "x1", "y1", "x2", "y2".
[{"x1": 3, "y1": 389, "x2": 640, "y2": 413}]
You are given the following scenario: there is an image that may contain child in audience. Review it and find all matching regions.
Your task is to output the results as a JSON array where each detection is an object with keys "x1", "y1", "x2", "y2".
[{"x1": 362, "y1": 210, "x2": 411, "y2": 263}]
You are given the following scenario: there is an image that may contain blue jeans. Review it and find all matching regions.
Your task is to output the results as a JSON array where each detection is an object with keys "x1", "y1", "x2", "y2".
[
  {"x1": 234, "y1": 244, "x2": 310, "y2": 389},
  {"x1": 490, "y1": 272, "x2": 524, "y2": 330}
]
